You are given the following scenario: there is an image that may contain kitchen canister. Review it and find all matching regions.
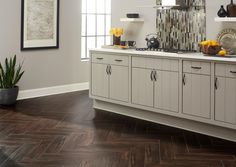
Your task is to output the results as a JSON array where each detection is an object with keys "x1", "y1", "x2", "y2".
[{"x1": 227, "y1": 0, "x2": 236, "y2": 17}]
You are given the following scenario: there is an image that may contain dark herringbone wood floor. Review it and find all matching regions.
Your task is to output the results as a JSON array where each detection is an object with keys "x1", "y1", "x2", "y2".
[{"x1": 0, "y1": 91, "x2": 236, "y2": 167}]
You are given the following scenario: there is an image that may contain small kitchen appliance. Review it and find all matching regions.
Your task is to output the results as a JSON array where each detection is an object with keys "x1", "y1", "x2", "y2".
[
  {"x1": 145, "y1": 33, "x2": 160, "y2": 50},
  {"x1": 128, "y1": 41, "x2": 136, "y2": 48}
]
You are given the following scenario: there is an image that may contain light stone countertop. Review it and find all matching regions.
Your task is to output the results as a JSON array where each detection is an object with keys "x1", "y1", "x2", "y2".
[{"x1": 90, "y1": 48, "x2": 236, "y2": 63}]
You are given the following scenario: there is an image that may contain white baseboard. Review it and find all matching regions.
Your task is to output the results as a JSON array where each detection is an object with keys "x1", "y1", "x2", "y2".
[{"x1": 17, "y1": 82, "x2": 89, "y2": 100}]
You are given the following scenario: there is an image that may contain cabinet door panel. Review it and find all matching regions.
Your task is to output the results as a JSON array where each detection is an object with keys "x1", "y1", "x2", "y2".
[
  {"x1": 110, "y1": 65, "x2": 129, "y2": 102},
  {"x1": 215, "y1": 77, "x2": 236, "y2": 124},
  {"x1": 91, "y1": 63, "x2": 109, "y2": 98},
  {"x1": 183, "y1": 74, "x2": 211, "y2": 119},
  {"x1": 132, "y1": 68, "x2": 154, "y2": 107},
  {"x1": 155, "y1": 71, "x2": 179, "y2": 112}
]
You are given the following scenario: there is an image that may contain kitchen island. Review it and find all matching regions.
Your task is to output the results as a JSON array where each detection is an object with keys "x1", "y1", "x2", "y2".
[{"x1": 89, "y1": 48, "x2": 236, "y2": 142}]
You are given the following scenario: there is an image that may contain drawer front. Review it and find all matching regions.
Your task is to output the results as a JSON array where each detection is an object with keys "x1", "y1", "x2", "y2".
[
  {"x1": 132, "y1": 57, "x2": 179, "y2": 71},
  {"x1": 183, "y1": 61, "x2": 211, "y2": 75},
  {"x1": 92, "y1": 54, "x2": 110, "y2": 64},
  {"x1": 215, "y1": 63, "x2": 236, "y2": 78},
  {"x1": 110, "y1": 55, "x2": 129, "y2": 66},
  {"x1": 132, "y1": 57, "x2": 158, "y2": 69},
  {"x1": 159, "y1": 59, "x2": 179, "y2": 72}
]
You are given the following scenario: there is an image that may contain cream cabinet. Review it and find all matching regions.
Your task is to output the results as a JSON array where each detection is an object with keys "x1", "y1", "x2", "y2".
[
  {"x1": 131, "y1": 57, "x2": 179, "y2": 112},
  {"x1": 154, "y1": 70, "x2": 179, "y2": 112},
  {"x1": 91, "y1": 54, "x2": 129, "y2": 102},
  {"x1": 215, "y1": 63, "x2": 236, "y2": 124},
  {"x1": 183, "y1": 61, "x2": 211, "y2": 119},
  {"x1": 90, "y1": 50, "x2": 236, "y2": 142},
  {"x1": 109, "y1": 65, "x2": 129, "y2": 102},
  {"x1": 91, "y1": 63, "x2": 109, "y2": 98},
  {"x1": 132, "y1": 68, "x2": 154, "y2": 107}
]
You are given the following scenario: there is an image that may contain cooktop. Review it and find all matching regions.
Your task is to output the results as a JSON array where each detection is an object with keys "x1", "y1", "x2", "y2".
[{"x1": 135, "y1": 48, "x2": 197, "y2": 54}]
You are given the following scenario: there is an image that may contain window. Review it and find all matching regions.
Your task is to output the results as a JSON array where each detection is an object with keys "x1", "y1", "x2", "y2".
[{"x1": 81, "y1": 0, "x2": 111, "y2": 59}]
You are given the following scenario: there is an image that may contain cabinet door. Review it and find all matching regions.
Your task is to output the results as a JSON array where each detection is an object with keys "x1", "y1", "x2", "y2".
[
  {"x1": 154, "y1": 71, "x2": 179, "y2": 112},
  {"x1": 110, "y1": 65, "x2": 129, "y2": 102},
  {"x1": 91, "y1": 63, "x2": 109, "y2": 98},
  {"x1": 132, "y1": 68, "x2": 154, "y2": 107},
  {"x1": 215, "y1": 77, "x2": 236, "y2": 124},
  {"x1": 183, "y1": 73, "x2": 211, "y2": 119}
]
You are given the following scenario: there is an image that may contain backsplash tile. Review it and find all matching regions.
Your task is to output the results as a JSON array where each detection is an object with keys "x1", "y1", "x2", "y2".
[{"x1": 156, "y1": 0, "x2": 206, "y2": 51}]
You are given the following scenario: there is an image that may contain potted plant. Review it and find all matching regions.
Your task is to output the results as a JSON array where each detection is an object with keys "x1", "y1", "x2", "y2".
[{"x1": 0, "y1": 55, "x2": 24, "y2": 105}]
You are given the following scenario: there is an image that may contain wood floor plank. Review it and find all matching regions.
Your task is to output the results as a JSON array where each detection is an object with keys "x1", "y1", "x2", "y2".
[{"x1": 0, "y1": 90, "x2": 235, "y2": 167}]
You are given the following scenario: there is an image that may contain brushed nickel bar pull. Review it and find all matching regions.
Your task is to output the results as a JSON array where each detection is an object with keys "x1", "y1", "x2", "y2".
[
  {"x1": 109, "y1": 65, "x2": 112, "y2": 75},
  {"x1": 106, "y1": 65, "x2": 109, "y2": 75},
  {"x1": 150, "y1": 71, "x2": 154, "y2": 81},
  {"x1": 191, "y1": 66, "x2": 202, "y2": 70},
  {"x1": 153, "y1": 71, "x2": 157, "y2": 81},
  {"x1": 215, "y1": 77, "x2": 218, "y2": 90},
  {"x1": 230, "y1": 70, "x2": 236, "y2": 74},
  {"x1": 115, "y1": 59, "x2": 123, "y2": 62},
  {"x1": 183, "y1": 74, "x2": 186, "y2": 85}
]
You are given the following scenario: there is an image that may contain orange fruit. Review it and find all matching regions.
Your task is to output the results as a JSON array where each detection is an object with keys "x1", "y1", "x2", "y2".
[{"x1": 218, "y1": 50, "x2": 226, "y2": 57}]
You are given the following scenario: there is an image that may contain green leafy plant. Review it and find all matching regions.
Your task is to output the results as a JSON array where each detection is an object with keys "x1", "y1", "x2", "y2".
[{"x1": 0, "y1": 55, "x2": 24, "y2": 89}]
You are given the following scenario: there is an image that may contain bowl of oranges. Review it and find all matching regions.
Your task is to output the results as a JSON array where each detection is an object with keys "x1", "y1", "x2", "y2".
[{"x1": 199, "y1": 40, "x2": 226, "y2": 57}]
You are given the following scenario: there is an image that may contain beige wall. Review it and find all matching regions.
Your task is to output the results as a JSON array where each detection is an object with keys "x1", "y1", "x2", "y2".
[
  {"x1": 0, "y1": 0, "x2": 89, "y2": 90},
  {"x1": 111, "y1": 0, "x2": 157, "y2": 47},
  {"x1": 206, "y1": 0, "x2": 236, "y2": 39},
  {"x1": 112, "y1": 0, "x2": 236, "y2": 46},
  {"x1": 0, "y1": 0, "x2": 234, "y2": 91}
]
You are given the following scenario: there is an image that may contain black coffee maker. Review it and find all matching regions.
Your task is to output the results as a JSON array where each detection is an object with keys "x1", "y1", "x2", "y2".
[{"x1": 145, "y1": 33, "x2": 160, "y2": 50}]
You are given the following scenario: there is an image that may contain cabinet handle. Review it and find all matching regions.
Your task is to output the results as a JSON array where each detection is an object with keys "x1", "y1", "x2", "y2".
[
  {"x1": 230, "y1": 70, "x2": 236, "y2": 74},
  {"x1": 109, "y1": 65, "x2": 112, "y2": 75},
  {"x1": 153, "y1": 71, "x2": 157, "y2": 81},
  {"x1": 106, "y1": 65, "x2": 109, "y2": 75},
  {"x1": 183, "y1": 74, "x2": 186, "y2": 85},
  {"x1": 96, "y1": 57, "x2": 104, "y2": 60},
  {"x1": 150, "y1": 71, "x2": 154, "y2": 81},
  {"x1": 215, "y1": 77, "x2": 218, "y2": 90},
  {"x1": 115, "y1": 59, "x2": 123, "y2": 62},
  {"x1": 191, "y1": 66, "x2": 202, "y2": 70}
]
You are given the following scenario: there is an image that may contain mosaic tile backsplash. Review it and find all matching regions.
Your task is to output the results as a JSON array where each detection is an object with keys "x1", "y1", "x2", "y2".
[{"x1": 156, "y1": 0, "x2": 206, "y2": 51}]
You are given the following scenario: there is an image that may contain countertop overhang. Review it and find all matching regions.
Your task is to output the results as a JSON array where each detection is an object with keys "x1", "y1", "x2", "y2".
[{"x1": 90, "y1": 48, "x2": 236, "y2": 63}]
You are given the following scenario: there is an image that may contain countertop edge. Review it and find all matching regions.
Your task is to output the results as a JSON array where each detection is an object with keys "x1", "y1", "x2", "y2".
[{"x1": 89, "y1": 48, "x2": 236, "y2": 63}]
